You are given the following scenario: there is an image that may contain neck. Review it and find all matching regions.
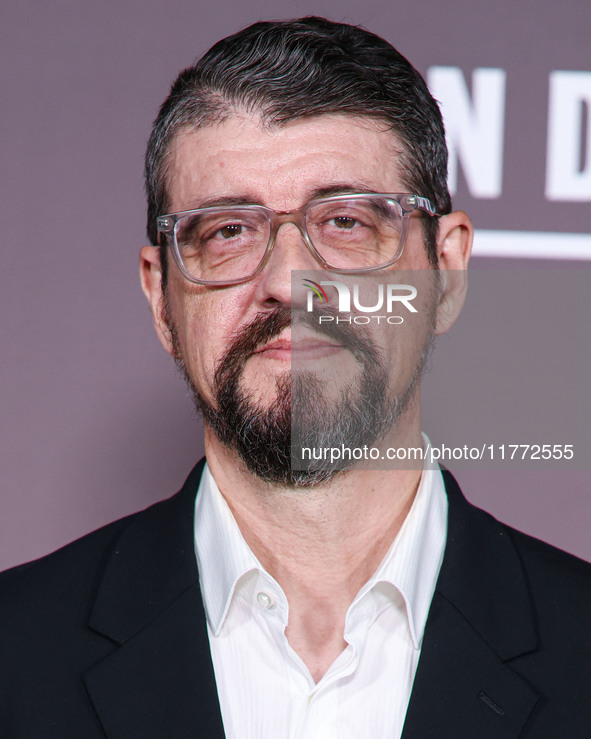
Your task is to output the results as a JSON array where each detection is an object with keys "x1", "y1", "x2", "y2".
[{"x1": 206, "y1": 430, "x2": 421, "y2": 576}]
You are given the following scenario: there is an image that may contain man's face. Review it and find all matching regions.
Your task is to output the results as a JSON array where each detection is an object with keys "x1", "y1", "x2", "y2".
[{"x1": 141, "y1": 113, "x2": 469, "y2": 483}]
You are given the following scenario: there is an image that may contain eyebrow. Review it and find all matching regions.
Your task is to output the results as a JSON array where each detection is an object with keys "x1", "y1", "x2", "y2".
[
  {"x1": 181, "y1": 195, "x2": 261, "y2": 210},
  {"x1": 178, "y1": 183, "x2": 383, "y2": 212},
  {"x1": 308, "y1": 183, "x2": 382, "y2": 200}
]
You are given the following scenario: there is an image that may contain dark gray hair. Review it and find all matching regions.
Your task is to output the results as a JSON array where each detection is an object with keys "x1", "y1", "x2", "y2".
[{"x1": 144, "y1": 17, "x2": 450, "y2": 276}]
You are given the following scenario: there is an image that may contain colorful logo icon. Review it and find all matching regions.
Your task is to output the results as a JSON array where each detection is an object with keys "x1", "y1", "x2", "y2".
[{"x1": 302, "y1": 279, "x2": 329, "y2": 303}]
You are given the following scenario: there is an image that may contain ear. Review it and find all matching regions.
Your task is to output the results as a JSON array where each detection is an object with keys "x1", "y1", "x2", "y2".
[
  {"x1": 139, "y1": 246, "x2": 175, "y2": 356},
  {"x1": 433, "y1": 210, "x2": 473, "y2": 335}
]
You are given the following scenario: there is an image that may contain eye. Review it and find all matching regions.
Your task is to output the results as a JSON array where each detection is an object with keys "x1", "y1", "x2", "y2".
[
  {"x1": 218, "y1": 223, "x2": 244, "y2": 238},
  {"x1": 330, "y1": 216, "x2": 358, "y2": 229}
]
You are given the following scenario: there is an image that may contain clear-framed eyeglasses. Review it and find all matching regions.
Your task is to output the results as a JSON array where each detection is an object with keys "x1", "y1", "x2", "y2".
[{"x1": 156, "y1": 192, "x2": 439, "y2": 286}]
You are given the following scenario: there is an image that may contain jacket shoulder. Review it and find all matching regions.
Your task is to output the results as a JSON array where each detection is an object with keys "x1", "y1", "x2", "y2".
[
  {"x1": 0, "y1": 488, "x2": 187, "y2": 621},
  {"x1": 505, "y1": 523, "x2": 591, "y2": 611},
  {"x1": 0, "y1": 462, "x2": 206, "y2": 736}
]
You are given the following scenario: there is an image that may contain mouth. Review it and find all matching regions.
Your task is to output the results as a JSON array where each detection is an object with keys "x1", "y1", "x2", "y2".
[{"x1": 253, "y1": 330, "x2": 344, "y2": 361}]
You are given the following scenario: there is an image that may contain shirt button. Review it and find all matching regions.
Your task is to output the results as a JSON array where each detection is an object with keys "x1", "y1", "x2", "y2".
[{"x1": 257, "y1": 591, "x2": 274, "y2": 609}]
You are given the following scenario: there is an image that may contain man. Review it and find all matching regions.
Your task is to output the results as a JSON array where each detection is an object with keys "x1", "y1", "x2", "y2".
[{"x1": 1, "y1": 17, "x2": 590, "y2": 738}]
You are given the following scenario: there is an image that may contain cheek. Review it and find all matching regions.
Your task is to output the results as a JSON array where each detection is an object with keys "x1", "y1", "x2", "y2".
[
  {"x1": 380, "y1": 283, "x2": 437, "y2": 377},
  {"x1": 167, "y1": 287, "x2": 250, "y2": 396}
]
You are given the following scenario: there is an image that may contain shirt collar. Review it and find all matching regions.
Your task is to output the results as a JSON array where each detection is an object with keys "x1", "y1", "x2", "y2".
[{"x1": 194, "y1": 447, "x2": 447, "y2": 647}]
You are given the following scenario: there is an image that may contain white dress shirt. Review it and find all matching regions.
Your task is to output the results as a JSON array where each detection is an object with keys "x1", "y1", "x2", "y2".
[{"x1": 194, "y1": 460, "x2": 447, "y2": 739}]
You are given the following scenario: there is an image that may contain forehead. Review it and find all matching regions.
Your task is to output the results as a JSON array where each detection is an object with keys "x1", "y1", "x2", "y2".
[{"x1": 165, "y1": 113, "x2": 408, "y2": 211}]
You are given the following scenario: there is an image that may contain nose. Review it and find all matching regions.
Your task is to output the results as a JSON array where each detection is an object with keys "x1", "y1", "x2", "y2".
[{"x1": 253, "y1": 220, "x2": 321, "y2": 307}]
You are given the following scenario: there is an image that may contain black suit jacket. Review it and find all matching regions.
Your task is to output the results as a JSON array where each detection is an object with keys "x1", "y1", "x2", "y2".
[{"x1": 1, "y1": 461, "x2": 591, "y2": 737}]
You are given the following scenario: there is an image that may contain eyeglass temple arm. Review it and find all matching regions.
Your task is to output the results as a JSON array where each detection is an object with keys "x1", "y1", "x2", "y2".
[{"x1": 406, "y1": 195, "x2": 439, "y2": 217}]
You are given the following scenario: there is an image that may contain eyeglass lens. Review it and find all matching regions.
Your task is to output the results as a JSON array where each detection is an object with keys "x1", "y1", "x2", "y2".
[{"x1": 173, "y1": 197, "x2": 405, "y2": 282}]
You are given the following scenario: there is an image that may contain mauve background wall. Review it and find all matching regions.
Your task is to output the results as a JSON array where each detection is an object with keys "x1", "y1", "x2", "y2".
[{"x1": 1, "y1": 0, "x2": 589, "y2": 570}]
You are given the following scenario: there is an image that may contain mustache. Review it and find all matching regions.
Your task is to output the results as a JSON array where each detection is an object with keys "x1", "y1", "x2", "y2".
[
  {"x1": 214, "y1": 303, "x2": 382, "y2": 392},
  {"x1": 214, "y1": 306, "x2": 291, "y2": 392}
]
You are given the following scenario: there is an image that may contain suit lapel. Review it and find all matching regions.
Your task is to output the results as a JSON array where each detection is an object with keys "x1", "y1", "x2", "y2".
[
  {"x1": 84, "y1": 461, "x2": 226, "y2": 738},
  {"x1": 402, "y1": 471, "x2": 540, "y2": 738}
]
